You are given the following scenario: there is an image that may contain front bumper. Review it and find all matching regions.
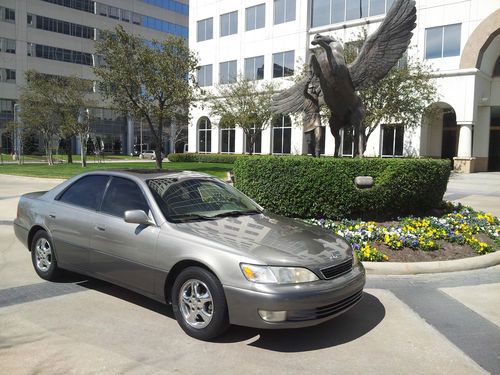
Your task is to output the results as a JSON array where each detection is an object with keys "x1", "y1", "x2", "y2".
[{"x1": 224, "y1": 262, "x2": 366, "y2": 329}]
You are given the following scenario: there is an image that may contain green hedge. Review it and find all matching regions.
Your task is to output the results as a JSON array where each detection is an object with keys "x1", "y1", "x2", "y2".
[
  {"x1": 233, "y1": 156, "x2": 451, "y2": 219},
  {"x1": 167, "y1": 153, "x2": 242, "y2": 164}
]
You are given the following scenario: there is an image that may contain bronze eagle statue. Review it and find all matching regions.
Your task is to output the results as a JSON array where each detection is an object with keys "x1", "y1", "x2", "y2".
[{"x1": 270, "y1": 0, "x2": 417, "y2": 157}]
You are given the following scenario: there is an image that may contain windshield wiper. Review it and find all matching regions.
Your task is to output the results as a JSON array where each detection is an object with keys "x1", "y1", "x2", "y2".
[
  {"x1": 170, "y1": 213, "x2": 215, "y2": 223},
  {"x1": 210, "y1": 209, "x2": 262, "y2": 218}
]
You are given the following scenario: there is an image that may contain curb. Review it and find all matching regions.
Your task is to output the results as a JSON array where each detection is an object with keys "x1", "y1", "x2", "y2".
[{"x1": 362, "y1": 251, "x2": 500, "y2": 275}]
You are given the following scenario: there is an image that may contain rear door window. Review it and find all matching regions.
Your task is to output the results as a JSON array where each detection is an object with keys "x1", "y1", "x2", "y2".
[
  {"x1": 58, "y1": 175, "x2": 109, "y2": 210},
  {"x1": 100, "y1": 177, "x2": 150, "y2": 218}
]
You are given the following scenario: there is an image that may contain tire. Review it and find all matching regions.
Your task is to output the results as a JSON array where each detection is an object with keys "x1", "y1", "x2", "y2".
[
  {"x1": 172, "y1": 267, "x2": 230, "y2": 340},
  {"x1": 31, "y1": 230, "x2": 61, "y2": 281}
]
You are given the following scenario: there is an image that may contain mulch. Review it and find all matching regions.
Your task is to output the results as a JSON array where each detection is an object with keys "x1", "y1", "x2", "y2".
[{"x1": 372, "y1": 233, "x2": 496, "y2": 262}]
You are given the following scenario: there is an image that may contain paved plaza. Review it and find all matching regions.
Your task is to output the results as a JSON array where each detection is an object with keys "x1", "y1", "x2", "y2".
[{"x1": 0, "y1": 173, "x2": 499, "y2": 374}]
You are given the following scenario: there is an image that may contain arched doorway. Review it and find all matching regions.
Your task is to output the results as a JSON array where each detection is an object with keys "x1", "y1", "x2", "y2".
[
  {"x1": 489, "y1": 106, "x2": 500, "y2": 171},
  {"x1": 421, "y1": 102, "x2": 457, "y2": 160},
  {"x1": 441, "y1": 109, "x2": 458, "y2": 161}
]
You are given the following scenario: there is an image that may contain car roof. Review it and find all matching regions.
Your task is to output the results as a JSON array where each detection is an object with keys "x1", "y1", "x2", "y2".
[{"x1": 79, "y1": 169, "x2": 214, "y2": 181}]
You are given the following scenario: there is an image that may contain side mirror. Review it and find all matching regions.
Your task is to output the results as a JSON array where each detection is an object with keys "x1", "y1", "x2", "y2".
[{"x1": 124, "y1": 210, "x2": 155, "y2": 226}]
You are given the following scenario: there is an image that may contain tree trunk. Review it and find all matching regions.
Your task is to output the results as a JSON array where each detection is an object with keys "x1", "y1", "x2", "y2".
[
  {"x1": 44, "y1": 136, "x2": 53, "y2": 165},
  {"x1": 80, "y1": 133, "x2": 87, "y2": 167},
  {"x1": 155, "y1": 118, "x2": 164, "y2": 169},
  {"x1": 65, "y1": 136, "x2": 73, "y2": 164}
]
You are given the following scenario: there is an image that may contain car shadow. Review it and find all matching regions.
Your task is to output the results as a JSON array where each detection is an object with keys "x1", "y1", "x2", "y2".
[
  {"x1": 216, "y1": 292, "x2": 385, "y2": 351},
  {"x1": 54, "y1": 272, "x2": 175, "y2": 319},
  {"x1": 54, "y1": 273, "x2": 385, "y2": 350}
]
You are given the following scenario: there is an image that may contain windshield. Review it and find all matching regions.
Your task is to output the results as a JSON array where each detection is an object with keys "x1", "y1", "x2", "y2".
[{"x1": 146, "y1": 178, "x2": 261, "y2": 223}]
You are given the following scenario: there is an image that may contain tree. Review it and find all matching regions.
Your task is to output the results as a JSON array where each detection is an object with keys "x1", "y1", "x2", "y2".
[
  {"x1": 19, "y1": 70, "x2": 93, "y2": 165},
  {"x1": 19, "y1": 71, "x2": 61, "y2": 165},
  {"x1": 206, "y1": 76, "x2": 277, "y2": 155},
  {"x1": 344, "y1": 37, "x2": 439, "y2": 154},
  {"x1": 94, "y1": 25, "x2": 199, "y2": 168}
]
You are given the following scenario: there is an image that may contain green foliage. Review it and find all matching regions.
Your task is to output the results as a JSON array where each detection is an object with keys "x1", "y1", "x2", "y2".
[
  {"x1": 18, "y1": 70, "x2": 93, "y2": 165},
  {"x1": 204, "y1": 76, "x2": 277, "y2": 154},
  {"x1": 94, "y1": 26, "x2": 198, "y2": 168},
  {"x1": 233, "y1": 156, "x2": 451, "y2": 219},
  {"x1": 167, "y1": 152, "x2": 243, "y2": 164}
]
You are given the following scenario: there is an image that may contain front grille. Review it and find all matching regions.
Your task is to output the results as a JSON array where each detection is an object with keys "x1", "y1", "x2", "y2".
[
  {"x1": 287, "y1": 290, "x2": 363, "y2": 321},
  {"x1": 320, "y1": 258, "x2": 353, "y2": 279}
]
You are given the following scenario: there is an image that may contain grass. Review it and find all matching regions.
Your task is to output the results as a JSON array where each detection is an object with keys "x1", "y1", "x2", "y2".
[{"x1": 0, "y1": 161, "x2": 233, "y2": 179}]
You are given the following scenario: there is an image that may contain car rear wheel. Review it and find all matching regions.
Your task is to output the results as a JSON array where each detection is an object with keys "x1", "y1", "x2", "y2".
[
  {"x1": 172, "y1": 267, "x2": 229, "y2": 340},
  {"x1": 31, "y1": 230, "x2": 61, "y2": 281}
]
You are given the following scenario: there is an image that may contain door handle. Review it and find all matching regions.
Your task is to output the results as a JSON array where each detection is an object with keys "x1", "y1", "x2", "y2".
[
  {"x1": 95, "y1": 226, "x2": 106, "y2": 232},
  {"x1": 49, "y1": 213, "x2": 56, "y2": 219}
]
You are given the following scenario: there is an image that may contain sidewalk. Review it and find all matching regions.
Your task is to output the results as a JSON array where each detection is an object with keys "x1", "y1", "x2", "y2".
[{"x1": 444, "y1": 172, "x2": 500, "y2": 217}]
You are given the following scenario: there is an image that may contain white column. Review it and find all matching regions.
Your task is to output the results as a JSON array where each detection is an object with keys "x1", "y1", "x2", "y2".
[
  {"x1": 127, "y1": 116, "x2": 134, "y2": 156},
  {"x1": 75, "y1": 137, "x2": 81, "y2": 155},
  {"x1": 457, "y1": 123, "x2": 473, "y2": 158}
]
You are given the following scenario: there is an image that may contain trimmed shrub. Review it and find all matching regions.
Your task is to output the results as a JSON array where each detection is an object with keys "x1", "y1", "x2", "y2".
[
  {"x1": 233, "y1": 156, "x2": 451, "y2": 219},
  {"x1": 167, "y1": 152, "x2": 242, "y2": 164}
]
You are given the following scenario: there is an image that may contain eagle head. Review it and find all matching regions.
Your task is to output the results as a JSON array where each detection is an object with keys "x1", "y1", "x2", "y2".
[{"x1": 311, "y1": 34, "x2": 337, "y2": 49}]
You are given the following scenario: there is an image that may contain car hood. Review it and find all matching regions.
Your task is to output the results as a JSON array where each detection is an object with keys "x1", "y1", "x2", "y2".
[{"x1": 173, "y1": 213, "x2": 353, "y2": 268}]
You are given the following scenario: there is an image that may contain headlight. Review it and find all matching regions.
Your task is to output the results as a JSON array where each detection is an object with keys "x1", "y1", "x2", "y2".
[{"x1": 240, "y1": 263, "x2": 319, "y2": 284}]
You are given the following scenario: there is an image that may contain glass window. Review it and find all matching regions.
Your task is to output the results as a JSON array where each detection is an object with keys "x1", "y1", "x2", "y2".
[
  {"x1": 198, "y1": 117, "x2": 212, "y2": 153},
  {"x1": 274, "y1": 0, "x2": 295, "y2": 24},
  {"x1": 197, "y1": 64, "x2": 213, "y2": 87},
  {"x1": 142, "y1": 0, "x2": 189, "y2": 16},
  {"x1": 346, "y1": 0, "x2": 367, "y2": 20},
  {"x1": 273, "y1": 50, "x2": 294, "y2": 78},
  {"x1": 381, "y1": 125, "x2": 404, "y2": 157},
  {"x1": 330, "y1": 0, "x2": 345, "y2": 23},
  {"x1": 40, "y1": 0, "x2": 95, "y2": 14},
  {"x1": 0, "y1": 38, "x2": 16, "y2": 54},
  {"x1": 272, "y1": 115, "x2": 292, "y2": 154},
  {"x1": 100, "y1": 177, "x2": 150, "y2": 218},
  {"x1": 443, "y1": 24, "x2": 461, "y2": 57},
  {"x1": 220, "y1": 126, "x2": 236, "y2": 154},
  {"x1": 197, "y1": 17, "x2": 213, "y2": 42},
  {"x1": 4, "y1": 8, "x2": 15, "y2": 22},
  {"x1": 59, "y1": 175, "x2": 109, "y2": 210},
  {"x1": 425, "y1": 24, "x2": 461, "y2": 59},
  {"x1": 370, "y1": 0, "x2": 385, "y2": 16},
  {"x1": 244, "y1": 55, "x2": 264, "y2": 81},
  {"x1": 312, "y1": 0, "x2": 393, "y2": 27},
  {"x1": 312, "y1": 0, "x2": 330, "y2": 27},
  {"x1": 147, "y1": 178, "x2": 260, "y2": 222},
  {"x1": 220, "y1": 11, "x2": 238, "y2": 37},
  {"x1": 246, "y1": 3, "x2": 265, "y2": 31},
  {"x1": 219, "y1": 60, "x2": 237, "y2": 84},
  {"x1": 5, "y1": 69, "x2": 15, "y2": 82},
  {"x1": 121, "y1": 9, "x2": 130, "y2": 22}
]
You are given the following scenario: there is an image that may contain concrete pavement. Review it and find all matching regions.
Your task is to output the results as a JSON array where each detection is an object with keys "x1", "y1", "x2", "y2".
[
  {"x1": 0, "y1": 174, "x2": 499, "y2": 374},
  {"x1": 444, "y1": 172, "x2": 500, "y2": 217}
]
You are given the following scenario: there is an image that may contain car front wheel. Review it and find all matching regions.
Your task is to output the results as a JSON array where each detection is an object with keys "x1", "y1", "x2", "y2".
[
  {"x1": 172, "y1": 267, "x2": 229, "y2": 340},
  {"x1": 31, "y1": 230, "x2": 61, "y2": 281}
]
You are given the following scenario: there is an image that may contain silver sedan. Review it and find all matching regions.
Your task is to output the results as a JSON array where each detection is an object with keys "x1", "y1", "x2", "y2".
[{"x1": 14, "y1": 170, "x2": 365, "y2": 340}]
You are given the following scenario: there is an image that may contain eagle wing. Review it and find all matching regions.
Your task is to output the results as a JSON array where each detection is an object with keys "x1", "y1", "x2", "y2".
[
  {"x1": 270, "y1": 76, "x2": 311, "y2": 115},
  {"x1": 270, "y1": 74, "x2": 324, "y2": 132},
  {"x1": 348, "y1": 0, "x2": 416, "y2": 91}
]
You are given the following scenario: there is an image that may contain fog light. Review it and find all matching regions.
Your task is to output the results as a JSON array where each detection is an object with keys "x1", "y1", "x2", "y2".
[{"x1": 258, "y1": 310, "x2": 287, "y2": 322}]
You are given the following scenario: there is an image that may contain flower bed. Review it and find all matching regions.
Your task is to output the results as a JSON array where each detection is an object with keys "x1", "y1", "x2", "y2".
[{"x1": 306, "y1": 203, "x2": 500, "y2": 262}]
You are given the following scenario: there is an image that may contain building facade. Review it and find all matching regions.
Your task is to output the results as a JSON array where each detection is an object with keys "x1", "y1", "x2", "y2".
[
  {"x1": 0, "y1": 0, "x2": 188, "y2": 155},
  {"x1": 188, "y1": 0, "x2": 500, "y2": 172}
]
